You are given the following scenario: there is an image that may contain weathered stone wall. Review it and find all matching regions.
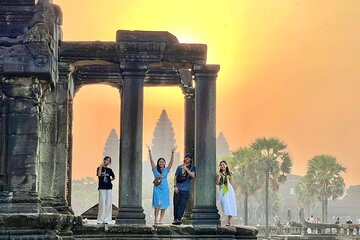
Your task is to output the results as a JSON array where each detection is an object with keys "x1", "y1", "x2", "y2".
[
  {"x1": 0, "y1": 0, "x2": 63, "y2": 214},
  {"x1": 0, "y1": 77, "x2": 43, "y2": 213}
]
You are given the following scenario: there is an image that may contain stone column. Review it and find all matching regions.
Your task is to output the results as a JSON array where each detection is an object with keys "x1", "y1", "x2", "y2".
[
  {"x1": 116, "y1": 69, "x2": 146, "y2": 224},
  {"x1": 182, "y1": 87, "x2": 195, "y2": 224},
  {"x1": 52, "y1": 63, "x2": 71, "y2": 213},
  {"x1": 191, "y1": 64, "x2": 220, "y2": 225},
  {"x1": 184, "y1": 87, "x2": 195, "y2": 158},
  {"x1": 0, "y1": 77, "x2": 44, "y2": 213},
  {"x1": 0, "y1": 88, "x2": 7, "y2": 192},
  {"x1": 38, "y1": 85, "x2": 58, "y2": 213},
  {"x1": 66, "y1": 70, "x2": 75, "y2": 211},
  {"x1": 66, "y1": 97, "x2": 73, "y2": 209}
]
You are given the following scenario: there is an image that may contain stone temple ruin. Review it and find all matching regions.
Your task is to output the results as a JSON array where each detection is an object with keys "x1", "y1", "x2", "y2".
[{"x1": 0, "y1": 0, "x2": 257, "y2": 238}]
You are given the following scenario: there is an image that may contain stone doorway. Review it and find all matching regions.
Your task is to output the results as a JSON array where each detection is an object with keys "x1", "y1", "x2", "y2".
[{"x1": 70, "y1": 84, "x2": 120, "y2": 218}]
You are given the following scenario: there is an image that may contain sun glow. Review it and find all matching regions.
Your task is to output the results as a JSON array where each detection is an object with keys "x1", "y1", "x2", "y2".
[{"x1": 54, "y1": 0, "x2": 360, "y2": 185}]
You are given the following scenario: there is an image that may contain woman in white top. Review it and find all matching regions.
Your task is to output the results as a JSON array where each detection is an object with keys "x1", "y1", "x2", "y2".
[{"x1": 216, "y1": 160, "x2": 237, "y2": 226}]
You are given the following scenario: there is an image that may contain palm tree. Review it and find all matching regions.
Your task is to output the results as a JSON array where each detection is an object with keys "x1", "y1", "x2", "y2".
[
  {"x1": 295, "y1": 176, "x2": 316, "y2": 217},
  {"x1": 226, "y1": 147, "x2": 263, "y2": 225},
  {"x1": 250, "y1": 137, "x2": 292, "y2": 239},
  {"x1": 298, "y1": 155, "x2": 346, "y2": 223}
]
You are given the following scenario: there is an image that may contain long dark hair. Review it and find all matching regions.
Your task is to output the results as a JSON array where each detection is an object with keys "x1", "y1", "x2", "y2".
[
  {"x1": 219, "y1": 160, "x2": 230, "y2": 175},
  {"x1": 156, "y1": 158, "x2": 166, "y2": 174}
]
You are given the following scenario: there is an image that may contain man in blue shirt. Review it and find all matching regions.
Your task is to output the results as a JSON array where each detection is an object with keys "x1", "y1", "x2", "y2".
[{"x1": 172, "y1": 153, "x2": 196, "y2": 225}]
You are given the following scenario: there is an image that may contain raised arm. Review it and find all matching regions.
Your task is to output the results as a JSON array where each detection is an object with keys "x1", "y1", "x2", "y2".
[
  {"x1": 146, "y1": 144, "x2": 155, "y2": 169},
  {"x1": 216, "y1": 173, "x2": 221, "y2": 185},
  {"x1": 184, "y1": 165, "x2": 196, "y2": 178},
  {"x1": 97, "y1": 162, "x2": 104, "y2": 176},
  {"x1": 167, "y1": 146, "x2": 177, "y2": 170}
]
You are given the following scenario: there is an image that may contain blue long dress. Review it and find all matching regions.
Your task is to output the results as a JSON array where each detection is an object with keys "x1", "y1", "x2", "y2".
[{"x1": 152, "y1": 167, "x2": 170, "y2": 209}]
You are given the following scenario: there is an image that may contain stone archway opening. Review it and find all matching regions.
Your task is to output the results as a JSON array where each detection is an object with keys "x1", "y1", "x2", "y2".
[
  {"x1": 71, "y1": 84, "x2": 120, "y2": 219},
  {"x1": 142, "y1": 86, "x2": 185, "y2": 223}
]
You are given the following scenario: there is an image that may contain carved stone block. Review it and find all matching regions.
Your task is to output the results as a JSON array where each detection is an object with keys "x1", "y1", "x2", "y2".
[
  {"x1": 8, "y1": 135, "x2": 38, "y2": 155},
  {"x1": 8, "y1": 113, "x2": 39, "y2": 135}
]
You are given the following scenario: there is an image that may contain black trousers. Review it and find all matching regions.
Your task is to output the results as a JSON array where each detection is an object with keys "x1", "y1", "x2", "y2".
[{"x1": 173, "y1": 190, "x2": 190, "y2": 221}]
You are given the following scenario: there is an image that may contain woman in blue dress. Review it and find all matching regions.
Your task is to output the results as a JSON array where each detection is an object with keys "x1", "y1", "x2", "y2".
[{"x1": 147, "y1": 145, "x2": 177, "y2": 224}]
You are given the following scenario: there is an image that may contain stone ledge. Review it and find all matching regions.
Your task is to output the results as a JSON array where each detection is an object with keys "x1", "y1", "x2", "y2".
[
  {"x1": 0, "y1": 213, "x2": 74, "y2": 230},
  {"x1": 72, "y1": 223, "x2": 258, "y2": 239}
]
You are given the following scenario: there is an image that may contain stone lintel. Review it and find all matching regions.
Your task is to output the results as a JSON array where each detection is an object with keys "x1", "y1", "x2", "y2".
[
  {"x1": 116, "y1": 30, "x2": 179, "y2": 43},
  {"x1": 60, "y1": 41, "x2": 207, "y2": 65},
  {"x1": 163, "y1": 43, "x2": 207, "y2": 64},
  {"x1": 60, "y1": 41, "x2": 117, "y2": 63},
  {"x1": 72, "y1": 63, "x2": 187, "y2": 87},
  {"x1": 73, "y1": 64, "x2": 121, "y2": 89},
  {"x1": 144, "y1": 68, "x2": 180, "y2": 86}
]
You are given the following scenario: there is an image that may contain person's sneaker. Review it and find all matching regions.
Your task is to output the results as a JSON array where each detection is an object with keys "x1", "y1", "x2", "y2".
[{"x1": 172, "y1": 219, "x2": 181, "y2": 225}]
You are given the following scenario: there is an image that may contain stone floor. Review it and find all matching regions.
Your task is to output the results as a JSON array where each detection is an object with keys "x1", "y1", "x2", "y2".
[
  {"x1": 0, "y1": 214, "x2": 258, "y2": 240},
  {"x1": 72, "y1": 223, "x2": 258, "y2": 240}
]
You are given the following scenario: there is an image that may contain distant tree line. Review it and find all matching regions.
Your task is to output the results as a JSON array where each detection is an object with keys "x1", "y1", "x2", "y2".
[{"x1": 222, "y1": 136, "x2": 345, "y2": 237}]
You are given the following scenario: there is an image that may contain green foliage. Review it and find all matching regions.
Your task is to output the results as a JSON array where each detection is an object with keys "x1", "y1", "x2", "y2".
[
  {"x1": 305, "y1": 155, "x2": 346, "y2": 201},
  {"x1": 296, "y1": 155, "x2": 346, "y2": 222},
  {"x1": 295, "y1": 177, "x2": 316, "y2": 211},
  {"x1": 225, "y1": 147, "x2": 263, "y2": 196},
  {"x1": 250, "y1": 137, "x2": 292, "y2": 189},
  {"x1": 296, "y1": 155, "x2": 346, "y2": 211}
]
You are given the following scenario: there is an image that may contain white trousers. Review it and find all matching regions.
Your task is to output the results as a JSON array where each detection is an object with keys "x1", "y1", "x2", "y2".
[{"x1": 97, "y1": 189, "x2": 112, "y2": 224}]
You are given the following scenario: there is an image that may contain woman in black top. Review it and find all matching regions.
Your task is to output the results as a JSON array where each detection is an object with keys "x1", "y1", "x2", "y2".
[{"x1": 96, "y1": 156, "x2": 115, "y2": 224}]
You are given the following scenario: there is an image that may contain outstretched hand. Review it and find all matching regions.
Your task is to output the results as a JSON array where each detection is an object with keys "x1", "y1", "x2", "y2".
[
  {"x1": 146, "y1": 144, "x2": 151, "y2": 152},
  {"x1": 172, "y1": 146, "x2": 177, "y2": 152}
]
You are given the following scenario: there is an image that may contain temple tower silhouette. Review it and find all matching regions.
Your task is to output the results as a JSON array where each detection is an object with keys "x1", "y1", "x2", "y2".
[{"x1": 216, "y1": 132, "x2": 231, "y2": 159}]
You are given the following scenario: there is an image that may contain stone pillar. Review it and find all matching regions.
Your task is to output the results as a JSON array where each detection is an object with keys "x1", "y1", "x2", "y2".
[
  {"x1": 52, "y1": 63, "x2": 71, "y2": 213},
  {"x1": 66, "y1": 97, "x2": 73, "y2": 209},
  {"x1": 184, "y1": 87, "x2": 195, "y2": 157},
  {"x1": 0, "y1": 88, "x2": 8, "y2": 192},
  {"x1": 182, "y1": 87, "x2": 195, "y2": 224},
  {"x1": 38, "y1": 85, "x2": 58, "y2": 213},
  {"x1": 116, "y1": 69, "x2": 146, "y2": 224},
  {"x1": 0, "y1": 77, "x2": 44, "y2": 213},
  {"x1": 66, "y1": 71, "x2": 74, "y2": 211},
  {"x1": 191, "y1": 64, "x2": 220, "y2": 225}
]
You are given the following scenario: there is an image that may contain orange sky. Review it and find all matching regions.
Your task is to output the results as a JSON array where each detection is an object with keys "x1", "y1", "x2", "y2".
[{"x1": 53, "y1": 0, "x2": 360, "y2": 185}]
